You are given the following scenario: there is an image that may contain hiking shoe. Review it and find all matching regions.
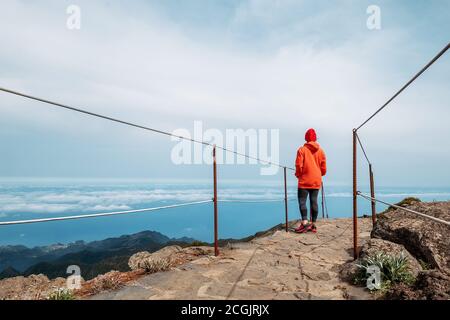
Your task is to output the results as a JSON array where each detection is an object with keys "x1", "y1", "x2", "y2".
[
  {"x1": 294, "y1": 224, "x2": 310, "y2": 233},
  {"x1": 309, "y1": 224, "x2": 317, "y2": 233}
]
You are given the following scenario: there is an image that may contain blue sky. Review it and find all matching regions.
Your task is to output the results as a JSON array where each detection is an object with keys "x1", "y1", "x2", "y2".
[{"x1": 0, "y1": 0, "x2": 449, "y2": 187}]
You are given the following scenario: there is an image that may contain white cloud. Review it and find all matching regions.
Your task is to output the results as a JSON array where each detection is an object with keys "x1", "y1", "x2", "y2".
[
  {"x1": 86, "y1": 204, "x2": 131, "y2": 212},
  {"x1": 0, "y1": 1, "x2": 448, "y2": 186}
]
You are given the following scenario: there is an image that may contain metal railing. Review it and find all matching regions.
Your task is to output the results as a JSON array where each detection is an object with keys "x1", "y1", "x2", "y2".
[
  {"x1": 352, "y1": 42, "x2": 450, "y2": 259},
  {"x1": 0, "y1": 87, "x2": 302, "y2": 256},
  {"x1": 0, "y1": 200, "x2": 213, "y2": 226},
  {"x1": 357, "y1": 192, "x2": 450, "y2": 227}
]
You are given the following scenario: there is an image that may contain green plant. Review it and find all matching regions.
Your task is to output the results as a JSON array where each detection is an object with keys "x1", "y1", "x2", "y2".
[
  {"x1": 186, "y1": 240, "x2": 209, "y2": 247},
  {"x1": 47, "y1": 288, "x2": 75, "y2": 300},
  {"x1": 379, "y1": 197, "x2": 421, "y2": 214},
  {"x1": 353, "y1": 252, "x2": 415, "y2": 292},
  {"x1": 418, "y1": 259, "x2": 432, "y2": 270}
]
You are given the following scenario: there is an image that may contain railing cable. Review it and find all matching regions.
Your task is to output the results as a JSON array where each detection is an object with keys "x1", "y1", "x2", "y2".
[
  {"x1": 218, "y1": 198, "x2": 296, "y2": 203},
  {"x1": 0, "y1": 199, "x2": 212, "y2": 226},
  {"x1": 355, "y1": 132, "x2": 371, "y2": 165},
  {"x1": 356, "y1": 43, "x2": 449, "y2": 131},
  {"x1": 357, "y1": 192, "x2": 450, "y2": 226},
  {"x1": 0, "y1": 87, "x2": 294, "y2": 171}
]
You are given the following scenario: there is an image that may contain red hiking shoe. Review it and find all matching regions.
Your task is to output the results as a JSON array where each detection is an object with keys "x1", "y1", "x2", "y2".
[
  {"x1": 294, "y1": 224, "x2": 310, "y2": 233},
  {"x1": 309, "y1": 224, "x2": 317, "y2": 233}
]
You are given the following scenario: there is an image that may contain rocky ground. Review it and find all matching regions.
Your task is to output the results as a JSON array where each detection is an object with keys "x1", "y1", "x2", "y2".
[
  {"x1": 90, "y1": 218, "x2": 373, "y2": 300},
  {"x1": 0, "y1": 218, "x2": 374, "y2": 300},
  {"x1": 1, "y1": 200, "x2": 448, "y2": 300},
  {"x1": 371, "y1": 200, "x2": 450, "y2": 299}
]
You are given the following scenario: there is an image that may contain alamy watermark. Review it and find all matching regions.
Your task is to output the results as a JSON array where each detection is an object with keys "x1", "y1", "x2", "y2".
[
  {"x1": 366, "y1": 265, "x2": 381, "y2": 290},
  {"x1": 366, "y1": 5, "x2": 381, "y2": 30},
  {"x1": 170, "y1": 121, "x2": 280, "y2": 176},
  {"x1": 66, "y1": 265, "x2": 82, "y2": 290},
  {"x1": 66, "y1": 5, "x2": 81, "y2": 30}
]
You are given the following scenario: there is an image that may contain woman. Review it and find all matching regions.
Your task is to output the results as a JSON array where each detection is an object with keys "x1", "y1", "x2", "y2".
[{"x1": 294, "y1": 128, "x2": 327, "y2": 233}]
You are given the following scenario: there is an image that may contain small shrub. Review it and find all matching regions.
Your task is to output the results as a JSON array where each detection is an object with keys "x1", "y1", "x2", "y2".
[
  {"x1": 353, "y1": 252, "x2": 415, "y2": 292},
  {"x1": 90, "y1": 271, "x2": 123, "y2": 294},
  {"x1": 141, "y1": 259, "x2": 171, "y2": 273},
  {"x1": 47, "y1": 288, "x2": 75, "y2": 300},
  {"x1": 379, "y1": 197, "x2": 421, "y2": 214},
  {"x1": 187, "y1": 240, "x2": 210, "y2": 247}
]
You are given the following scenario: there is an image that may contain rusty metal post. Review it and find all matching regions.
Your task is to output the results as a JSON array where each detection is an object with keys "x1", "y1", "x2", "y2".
[
  {"x1": 213, "y1": 145, "x2": 219, "y2": 256},
  {"x1": 369, "y1": 164, "x2": 376, "y2": 225},
  {"x1": 321, "y1": 183, "x2": 325, "y2": 219},
  {"x1": 352, "y1": 129, "x2": 359, "y2": 259},
  {"x1": 283, "y1": 167, "x2": 288, "y2": 232}
]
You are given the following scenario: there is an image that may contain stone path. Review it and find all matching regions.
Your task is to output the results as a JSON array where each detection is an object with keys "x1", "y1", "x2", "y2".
[{"x1": 91, "y1": 218, "x2": 373, "y2": 300}]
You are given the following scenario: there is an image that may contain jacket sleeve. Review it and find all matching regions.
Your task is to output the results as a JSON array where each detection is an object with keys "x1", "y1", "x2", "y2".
[
  {"x1": 295, "y1": 148, "x2": 304, "y2": 178},
  {"x1": 320, "y1": 150, "x2": 327, "y2": 176}
]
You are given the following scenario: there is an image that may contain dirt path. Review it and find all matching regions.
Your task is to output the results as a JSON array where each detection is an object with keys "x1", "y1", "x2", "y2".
[{"x1": 91, "y1": 218, "x2": 373, "y2": 300}]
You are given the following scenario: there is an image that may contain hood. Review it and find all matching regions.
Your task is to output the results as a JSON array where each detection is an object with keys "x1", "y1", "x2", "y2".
[
  {"x1": 305, "y1": 128, "x2": 317, "y2": 142},
  {"x1": 304, "y1": 141, "x2": 320, "y2": 153}
]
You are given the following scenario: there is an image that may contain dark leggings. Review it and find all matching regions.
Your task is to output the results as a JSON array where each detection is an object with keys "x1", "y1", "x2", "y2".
[{"x1": 298, "y1": 188, "x2": 319, "y2": 223}]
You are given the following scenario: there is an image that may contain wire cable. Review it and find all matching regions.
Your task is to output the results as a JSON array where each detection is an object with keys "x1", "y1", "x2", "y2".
[
  {"x1": 218, "y1": 198, "x2": 292, "y2": 203},
  {"x1": 356, "y1": 43, "x2": 449, "y2": 131},
  {"x1": 321, "y1": 184, "x2": 330, "y2": 219},
  {"x1": 357, "y1": 192, "x2": 450, "y2": 226},
  {"x1": 355, "y1": 132, "x2": 371, "y2": 165},
  {"x1": 0, "y1": 199, "x2": 212, "y2": 226},
  {"x1": 0, "y1": 87, "x2": 294, "y2": 171}
]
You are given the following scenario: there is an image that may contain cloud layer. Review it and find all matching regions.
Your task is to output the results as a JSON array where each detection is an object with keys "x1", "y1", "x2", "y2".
[{"x1": 0, "y1": 1, "x2": 449, "y2": 186}]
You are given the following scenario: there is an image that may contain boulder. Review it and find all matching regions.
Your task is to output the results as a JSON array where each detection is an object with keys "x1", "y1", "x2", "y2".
[
  {"x1": 128, "y1": 245, "x2": 182, "y2": 271},
  {"x1": 339, "y1": 264, "x2": 355, "y2": 282},
  {"x1": 182, "y1": 246, "x2": 213, "y2": 256},
  {"x1": 128, "y1": 252, "x2": 152, "y2": 271},
  {"x1": 372, "y1": 201, "x2": 450, "y2": 273},
  {"x1": 414, "y1": 270, "x2": 450, "y2": 300},
  {"x1": 386, "y1": 270, "x2": 450, "y2": 300},
  {"x1": 359, "y1": 238, "x2": 422, "y2": 276},
  {"x1": 0, "y1": 274, "x2": 67, "y2": 300}
]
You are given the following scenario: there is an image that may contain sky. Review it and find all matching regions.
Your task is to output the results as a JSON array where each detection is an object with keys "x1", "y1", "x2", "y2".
[{"x1": 0, "y1": 0, "x2": 449, "y2": 187}]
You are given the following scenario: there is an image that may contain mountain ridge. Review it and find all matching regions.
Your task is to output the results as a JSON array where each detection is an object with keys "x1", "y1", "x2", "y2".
[{"x1": 0, "y1": 230, "x2": 198, "y2": 280}]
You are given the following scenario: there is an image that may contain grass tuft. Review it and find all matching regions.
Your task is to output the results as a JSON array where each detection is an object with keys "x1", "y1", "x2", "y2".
[
  {"x1": 47, "y1": 288, "x2": 75, "y2": 300},
  {"x1": 379, "y1": 197, "x2": 421, "y2": 215},
  {"x1": 353, "y1": 252, "x2": 415, "y2": 292}
]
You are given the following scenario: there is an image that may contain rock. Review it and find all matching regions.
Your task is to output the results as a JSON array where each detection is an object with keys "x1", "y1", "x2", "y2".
[
  {"x1": 339, "y1": 262, "x2": 359, "y2": 282},
  {"x1": 380, "y1": 197, "x2": 421, "y2": 214},
  {"x1": 386, "y1": 270, "x2": 450, "y2": 300},
  {"x1": 182, "y1": 246, "x2": 213, "y2": 256},
  {"x1": 414, "y1": 270, "x2": 450, "y2": 300},
  {"x1": 88, "y1": 271, "x2": 123, "y2": 294},
  {"x1": 0, "y1": 274, "x2": 67, "y2": 300},
  {"x1": 372, "y1": 201, "x2": 450, "y2": 273},
  {"x1": 359, "y1": 238, "x2": 422, "y2": 276},
  {"x1": 128, "y1": 245, "x2": 182, "y2": 271},
  {"x1": 315, "y1": 272, "x2": 332, "y2": 281},
  {"x1": 128, "y1": 252, "x2": 152, "y2": 271},
  {"x1": 384, "y1": 283, "x2": 420, "y2": 300}
]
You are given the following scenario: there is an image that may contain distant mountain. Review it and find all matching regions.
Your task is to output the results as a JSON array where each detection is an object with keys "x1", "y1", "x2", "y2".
[
  {"x1": 0, "y1": 231, "x2": 198, "y2": 280},
  {"x1": 0, "y1": 266, "x2": 21, "y2": 279}
]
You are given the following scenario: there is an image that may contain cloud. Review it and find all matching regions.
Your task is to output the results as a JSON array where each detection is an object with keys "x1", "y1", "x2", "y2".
[
  {"x1": 86, "y1": 204, "x2": 131, "y2": 212},
  {"x1": 1, "y1": 203, "x2": 78, "y2": 214},
  {"x1": 0, "y1": 1, "x2": 449, "y2": 186}
]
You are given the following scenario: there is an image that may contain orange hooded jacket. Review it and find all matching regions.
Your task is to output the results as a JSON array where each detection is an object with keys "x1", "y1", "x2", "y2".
[{"x1": 295, "y1": 141, "x2": 327, "y2": 189}]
